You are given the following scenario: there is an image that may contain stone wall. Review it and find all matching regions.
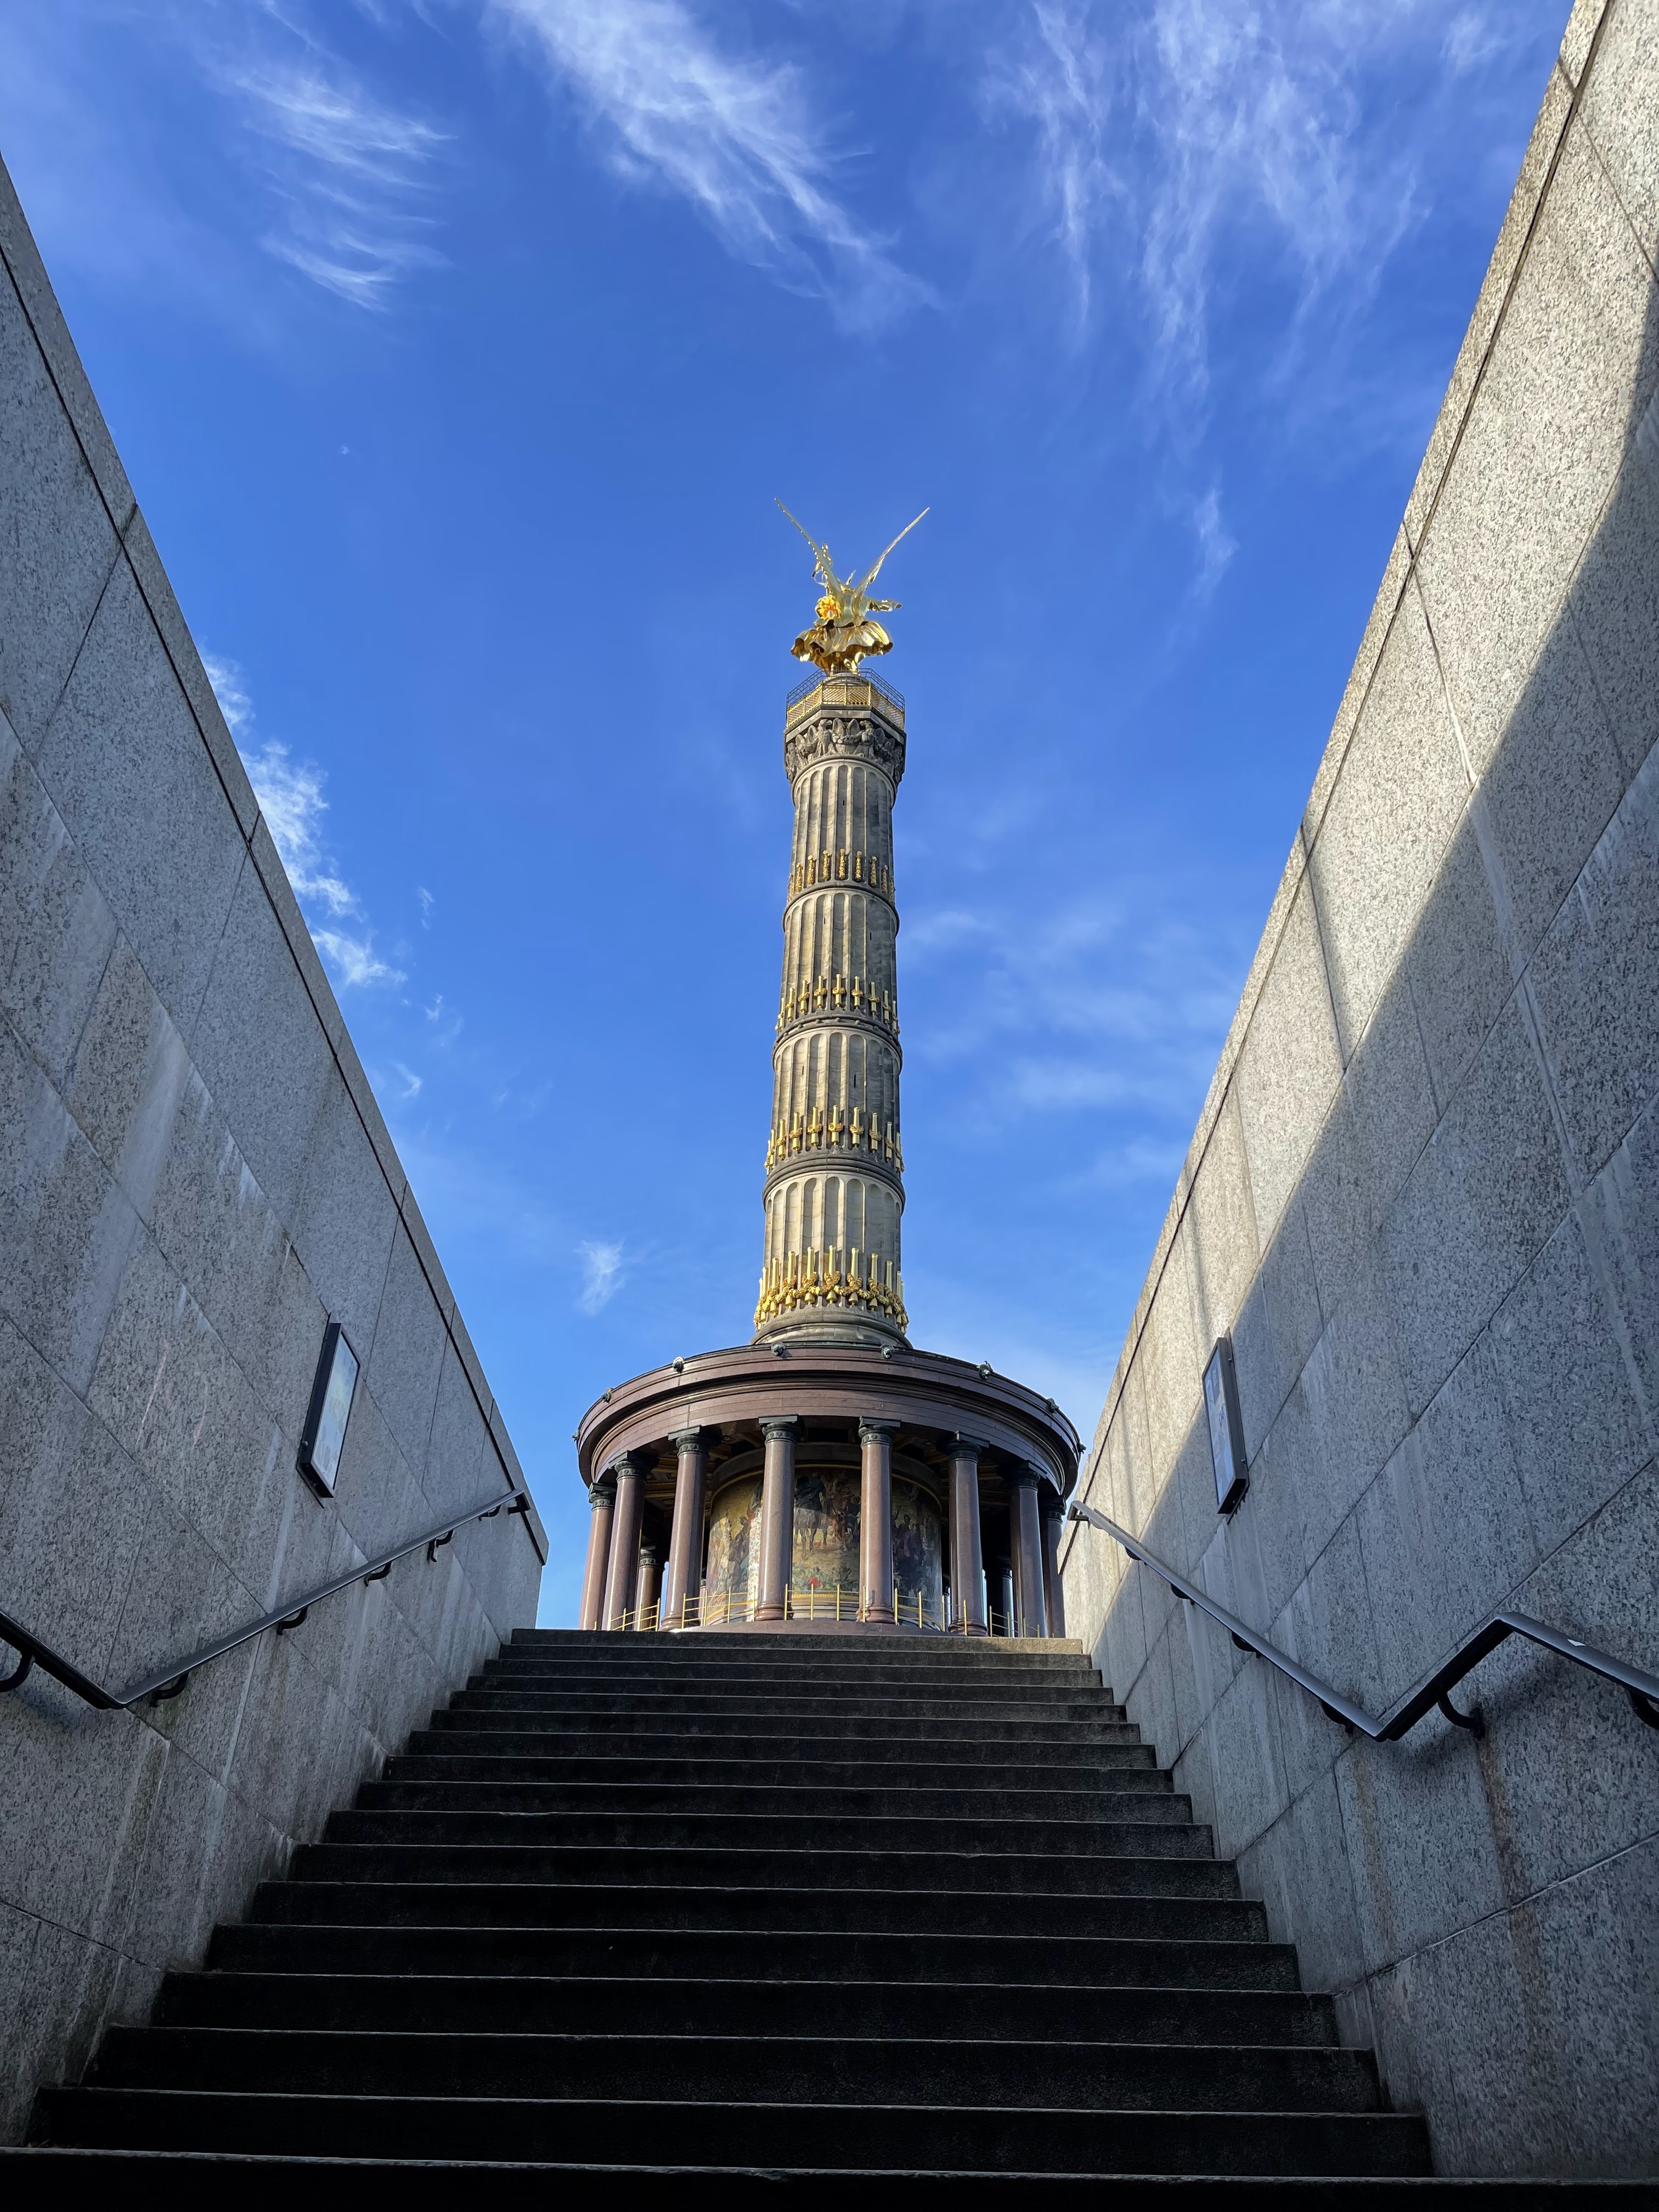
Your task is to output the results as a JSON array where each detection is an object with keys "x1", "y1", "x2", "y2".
[
  {"x1": 1060, "y1": 0, "x2": 1659, "y2": 2177},
  {"x1": 0, "y1": 157, "x2": 544, "y2": 2136}
]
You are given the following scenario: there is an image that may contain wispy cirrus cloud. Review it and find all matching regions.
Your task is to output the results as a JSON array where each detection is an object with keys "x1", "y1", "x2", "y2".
[
  {"x1": 907, "y1": 885, "x2": 1246, "y2": 1136},
  {"x1": 207, "y1": 653, "x2": 405, "y2": 989},
  {"x1": 0, "y1": 2, "x2": 450, "y2": 315},
  {"x1": 218, "y1": 49, "x2": 447, "y2": 308},
  {"x1": 485, "y1": 0, "x2": 923, "y2": 327},
  {"x1": 577, "y1": 1238, "x2": 627, "y2": 1314},
  {"x1": 990, "y1": 0, "x2": 1537, "y2": 407}
]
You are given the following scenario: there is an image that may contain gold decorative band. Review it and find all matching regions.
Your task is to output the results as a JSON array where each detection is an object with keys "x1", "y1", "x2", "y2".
[
  {"x1": 765, "y1": 1110, "x2": 902, "y2": 1172},
  {"x1": 754, "y1": 1249, "x2": 907, "y2": 1333},
  {"x1": 788, "y1": 849, "x2": 893, "y2": 899},
  {"x1": 776, "y1": 974, "x2": 897, "y2": 1032}
]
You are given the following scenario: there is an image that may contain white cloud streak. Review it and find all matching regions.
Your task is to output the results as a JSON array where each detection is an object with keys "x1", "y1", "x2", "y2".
[
  {"x1": 990, "y1": 0, "x2": 1532, "y2": 408},
  {"x1": 225, "y1": 53, "x2": 448, "y2": 307},
  {"x1": 577, "y1": 1238, "x2": 627, "y2": 1313},
  {"x1": 208, "y1": 653, "x2": 405, "y2": 989},
  {"x1": 486, "y1": 0, "x2": 922, "y2": 326},
  {"x1": 908, "y1": 885, "x2": 1245, "y2": 1137}
]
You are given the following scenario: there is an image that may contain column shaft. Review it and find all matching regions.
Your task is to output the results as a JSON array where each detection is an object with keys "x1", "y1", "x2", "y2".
[
  {"x1": 1042, "y1": 1501, "x2": 1068, "y2": 1639},
  {"x1": 1011, "y1": 1470, "x2": 1048, "y2": 1638},
  {"x1": 577, "y1": 1480, "x2": 615, "y2": 1633},
  {"x1": 635, "y1": 1545, "x2": 661, "y2": 1629},
  {"x1": 661, "y1": 1427, "x2": 709, "y2": 1629},
  {"x1": 858, "y1": 1420, "x2": 898, "y2": 1624},
  {"x1": 600, "y1": 1454, "x2": 648, "y2": 1630},
  {"x1": 757, "y1": 1418, "x2": 798, "y2": 1621},
  {"x1": 949, "y1": 1437, "x2": 988, "y2": 1638}
]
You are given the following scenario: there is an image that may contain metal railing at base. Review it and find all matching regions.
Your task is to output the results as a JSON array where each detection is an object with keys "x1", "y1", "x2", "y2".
[
  {"x1": 784, "y1": 668, "x2": 906, "y2": 721},
  {"x1": 613, "y1": 1586, "x2": 1036, "y2": 1635}
]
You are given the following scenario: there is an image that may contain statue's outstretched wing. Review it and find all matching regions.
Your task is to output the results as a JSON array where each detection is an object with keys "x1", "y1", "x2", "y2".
[
  {"x1": 776, "y1": 499, "x2": 842, "y2": 594},
  {"x1": 855, "y1": 507, "x2": 928, "y2": 598}
]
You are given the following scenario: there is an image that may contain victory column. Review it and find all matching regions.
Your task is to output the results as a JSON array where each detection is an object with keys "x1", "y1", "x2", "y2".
[{"x1": 574, "y1": 509, "x2": 1079, "y2": 1636}]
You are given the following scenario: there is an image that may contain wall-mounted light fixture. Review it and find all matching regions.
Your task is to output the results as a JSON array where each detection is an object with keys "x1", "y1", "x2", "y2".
[
  {"x1": 1203, "y1": 1335, "x2": 1248, "y2": 1516},
  {"x1": 298, "y1": 1321, "x2": 359, "y2": 1497}
]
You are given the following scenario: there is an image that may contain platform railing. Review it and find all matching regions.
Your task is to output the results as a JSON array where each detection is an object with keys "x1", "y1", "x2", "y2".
[
  {"x1": 619, "y1": 1585, "x2": 1019, "y2": 1635},
  {"x1": 1066, "y1": 1498, "x2": 1659, "y2": 1739},
  {"x1": 784, "y1": 668, "x2": 906, "y2": 725}
]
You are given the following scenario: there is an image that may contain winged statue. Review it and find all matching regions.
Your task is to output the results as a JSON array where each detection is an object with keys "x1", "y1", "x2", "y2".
[{"x1": 776, "y1": 500, "x2": 928, "y2": 676}]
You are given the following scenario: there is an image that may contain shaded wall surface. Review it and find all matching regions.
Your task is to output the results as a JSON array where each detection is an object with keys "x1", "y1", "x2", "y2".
[
  {"x1": 0, "y1": 159, "x2": 545, "y2": 2136},
  {"x1": 1061, "y1": 0, "x2": 1659, "y2": 2179}
]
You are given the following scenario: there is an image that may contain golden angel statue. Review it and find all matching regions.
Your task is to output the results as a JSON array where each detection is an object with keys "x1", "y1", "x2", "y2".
[{"x1": 776, "y1": 500, "x2": 928, "y2": 676}]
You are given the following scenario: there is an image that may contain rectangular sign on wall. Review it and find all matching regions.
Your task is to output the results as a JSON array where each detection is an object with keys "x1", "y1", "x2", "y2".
[
  {"x1": 1204, "y1": 1336, "x2": 1248, "y2": 1516},
  {"x1": 299, "y1": 1322, "x2": 359, "y2": 1497}
]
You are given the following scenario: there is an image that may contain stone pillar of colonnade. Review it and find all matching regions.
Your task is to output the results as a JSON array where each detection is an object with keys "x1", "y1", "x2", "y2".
[
  {"x1": 661, "y1": 1426, "x2": 709, "y2": 1629},
  {"x1": 857, "y1": 1419, "x2": 898, "y2": 1624},
  {"x1": 634, "y1": 1545, "x2": 660, "y2": 1628},
  {"x1": 754, "y1": 678, "x2": 910, "y2": 1349},
  {"x1": 600, "y1": 1451, "x2": 650, "y2": 1630},
  {"x1": 1041, "y1": 1491, "x2": 1068, "y2": 1639},
  {"x1": 949, "y1": 1435, "x2": 989, "y2": 1637},
  {"x1": 1009, "y1": 1465, "x2": 1048, "y2": 1638},
  {"x1": 578, "y1": 1476, "x2": 616, "y2": 1633},
  {"x1": 756, "y1": 1417, "x2": 799, "y2": 1621}
]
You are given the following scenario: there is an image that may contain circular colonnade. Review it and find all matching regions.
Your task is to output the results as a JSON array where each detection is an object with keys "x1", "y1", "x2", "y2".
[{"x1": 574, "y1": 1342, "x2": 1081, "y2": 1637}]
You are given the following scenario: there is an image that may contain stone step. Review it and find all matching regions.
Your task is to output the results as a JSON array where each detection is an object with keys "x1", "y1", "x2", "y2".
[
  {"x1": 359, "y1": 1773, "x2": 1186, "y2": 1822},
  {"x1": 209, "y1": 1921, "x2": 1301, "y2": 1989},
  {"x1": 252, "y1": 1876, "x2": 1259, "y2": 1936},
  {"x1": 407, "y1": 1727, "x2": 1159, "y2": 1771},
  {"x1": 290, "y1": 1841, "x2": 1240, "y2": 1897},
  {"x1": 86, "y1": 2025, "x2": 1385, "y2": 2112},
  {"x1": 154, "y1": 1972, "x2": 1337, "y2": 2046},
  {"x1": 15, "y1": 2148, "x2": 1652, "y2": 2202},
  {"x1": 462, "y1": 1678, "x2": 1117, "y2": 1714},
  {"x1": 439, "y1": 1697, "x2": 1142, "y2": 1742},
  {"x1": 35, "y1": 2088, "x2": 1428, "y2": 2174},
  {"x1": 324, "y1": 1805, "x2": 1212, "y2": 1857},
  {"x1": 478, "y1": 1658, "x2": 1103, "y2": 1689}
]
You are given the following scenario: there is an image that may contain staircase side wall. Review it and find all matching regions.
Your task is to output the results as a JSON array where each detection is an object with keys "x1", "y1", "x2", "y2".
[
  {"x1": 1061, "y1": 0, "x2": 1659, "y2": 2177},
  {"x1": 0, "y1": 156, "x2": 545, "y2": 2138}
]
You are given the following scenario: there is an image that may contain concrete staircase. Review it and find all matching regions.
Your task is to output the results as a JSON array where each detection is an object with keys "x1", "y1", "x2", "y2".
[{"x1": 12, "y1": 1633, "x2": 1638, "y2": 2199}]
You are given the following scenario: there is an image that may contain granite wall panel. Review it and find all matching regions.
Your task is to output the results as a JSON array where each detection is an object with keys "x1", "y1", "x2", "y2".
[
  {"x1": 1064, "y1": 3, "x2": 1659, "y2": 2174},
  {"x1": 0, "y1": 154, "x2": 544, "y2": 2142}
]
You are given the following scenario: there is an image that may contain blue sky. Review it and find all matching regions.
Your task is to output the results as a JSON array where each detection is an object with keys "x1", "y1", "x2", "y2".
[{"x1": 0, "y1": 0, "x2": 1567, "y2": 1621}]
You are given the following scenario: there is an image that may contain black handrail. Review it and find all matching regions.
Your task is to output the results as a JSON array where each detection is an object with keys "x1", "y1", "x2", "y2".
[
  {"x1": 1066, "y1": 1499, "x2": 1659, "y2": 1739},
  {"x1": 0, "y1": 1489, "x2": 535, "y2": 1713}
]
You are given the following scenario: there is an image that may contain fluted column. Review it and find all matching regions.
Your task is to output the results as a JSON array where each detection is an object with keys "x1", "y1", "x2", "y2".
[
  {"x1": 755, "y1": 679, "x2": 909, "y2": 1348},
  {"x1": 661, "y1": 1425, "x2": 709, "y2": 1629},
  {"x1": 600, "y1": 1451, "x2": 650, "y2": 1630},
  {"x1": 858, "y1": 1419, "x2": 898, "y2": 1624},
  {"x1": 949, "y1": 1434, "x2": 988, "y2": 1638},
  {"x1": 635, "y1": 1544, "x2": 660, "y2": 1629},
  {"x1": 757, "y1": 1416, "x2": 799, "y2": 1621},
  {"x1": 1009, "y1": 1465, "x2": 1048, "y2": 1638},
  {"x1": 578, "y1": 1475, "x2": 616, "y2": 1632},
  {"x1": 1042, "y1": 1491, "x2": 1068, "y2": 1639},
  {"x1": 996, "y1": 1558, "x2": 1014, "y2": 1637}
]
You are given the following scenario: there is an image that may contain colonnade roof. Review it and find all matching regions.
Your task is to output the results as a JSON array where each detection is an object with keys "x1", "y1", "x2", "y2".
[{"x1": 575, "y1": 1340, "x2": 1081, "y2": 1498}]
